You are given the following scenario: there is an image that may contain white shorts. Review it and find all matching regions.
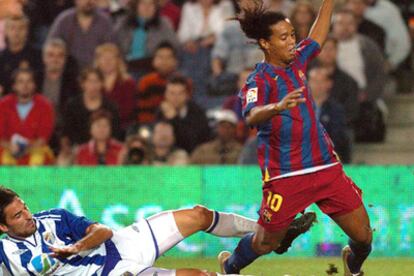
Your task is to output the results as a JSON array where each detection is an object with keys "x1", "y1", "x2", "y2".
[{"x1": 108, "y1": 211, "x2": 184, "y2": 275}]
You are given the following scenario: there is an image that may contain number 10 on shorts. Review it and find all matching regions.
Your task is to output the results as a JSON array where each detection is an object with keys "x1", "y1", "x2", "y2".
[{"x1": 266, "y1": 192, "x2": 283, "y2": 212}]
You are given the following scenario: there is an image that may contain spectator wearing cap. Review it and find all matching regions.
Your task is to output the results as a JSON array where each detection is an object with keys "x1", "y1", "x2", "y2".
[
  {"x1": 191, "y1": 109, "x2": 242, "y2": 164},
  {"x1": 75, "y1": 109, "x2": 123, "y2": 165},
  {"x1": 157, "y1": 75, "x2": 211, "y2": 153}
]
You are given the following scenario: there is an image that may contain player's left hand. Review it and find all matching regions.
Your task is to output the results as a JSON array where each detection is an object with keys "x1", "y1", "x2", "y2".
[{"x1": 49, "y1": 244, "x2": 81, "y2": 259}]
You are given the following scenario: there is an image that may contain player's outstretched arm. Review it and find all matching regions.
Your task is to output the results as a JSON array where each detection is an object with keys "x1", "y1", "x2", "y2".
[
  {"x1": 246, "y1": 87, "x2": 305, "y2": 126},
  {"x1": 50, "y1": 224, "x2": 113, "y2": 258},
  {"x1": 308, "y1": 0, "x2": 334, "y2": 47}
]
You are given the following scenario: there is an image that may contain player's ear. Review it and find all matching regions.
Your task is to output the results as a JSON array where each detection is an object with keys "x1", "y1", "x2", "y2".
[
  {"x1": 0, "y1": 223, "x2": 8, "y2": 233},
  {"x1": 258, "y1": 38, "x2": 270, "y2": 51}
]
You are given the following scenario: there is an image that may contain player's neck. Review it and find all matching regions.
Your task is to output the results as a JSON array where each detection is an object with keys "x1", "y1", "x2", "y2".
[{"x1": 265, "y1": 55, "x2": 289, "y2": 68}]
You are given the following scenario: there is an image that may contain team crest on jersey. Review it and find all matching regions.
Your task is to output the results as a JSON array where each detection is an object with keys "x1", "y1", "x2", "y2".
[
  {"x1": 262, "y1": 209, "x2": 273, "y2": 223},
  {"x1": 246, "y1": 87, "x2": 258, "y2": 104},
  {"x1": 43, "y1": 231, "x2": 56, "y2": 245}
]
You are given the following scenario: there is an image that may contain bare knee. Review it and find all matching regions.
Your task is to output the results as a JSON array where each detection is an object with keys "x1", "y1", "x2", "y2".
[
  {"x1": 191, "y1": 205, "x2": 213, "y2": 230},
  {"x1": 353, "y1": 225, "x2": 373, "y2": 245}
]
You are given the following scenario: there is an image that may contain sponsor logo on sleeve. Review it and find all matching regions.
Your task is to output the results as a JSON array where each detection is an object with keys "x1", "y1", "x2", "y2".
[{"x1": 246, "y1": 88, "x2": 258, "y2": 104}]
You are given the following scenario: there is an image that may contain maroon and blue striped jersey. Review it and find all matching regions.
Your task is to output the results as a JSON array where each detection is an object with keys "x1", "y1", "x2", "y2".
[{"x1": 239, "y1": 38, "x2": 338, "y2": 181}]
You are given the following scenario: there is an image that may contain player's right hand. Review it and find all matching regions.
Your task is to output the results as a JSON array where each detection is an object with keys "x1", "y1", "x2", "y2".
[
  {"x1": 49, "y1": 244, "x2": 81, "y2": 259},
  {"x1": 275, "y1": 87, "x2": 306, "y2": 112}
]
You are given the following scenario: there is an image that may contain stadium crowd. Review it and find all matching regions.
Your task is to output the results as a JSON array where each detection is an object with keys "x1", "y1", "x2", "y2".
[{"x1": 0, "y1": 0, "x2": 412, "y2": 166}]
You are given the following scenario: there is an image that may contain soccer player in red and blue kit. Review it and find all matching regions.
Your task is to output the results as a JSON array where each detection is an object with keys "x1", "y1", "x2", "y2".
[{"x1": 218, "y1": 1, "x2": 372, "y2": 275}]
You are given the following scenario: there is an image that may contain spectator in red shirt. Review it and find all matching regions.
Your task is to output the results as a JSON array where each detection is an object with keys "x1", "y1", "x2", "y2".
[
  {"x1": 0, "y1": 68, "x2": 55, "y2": 165},
  {"x1": 75, "y1": 109, "x2": 123, "y2": 165},
  {"x1": 94, "y1": 43, "x2": 136, "y2": 134}
]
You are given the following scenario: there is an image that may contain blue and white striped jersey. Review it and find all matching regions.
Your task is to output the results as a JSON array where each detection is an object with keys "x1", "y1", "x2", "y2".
[{"x1": 0, "y1": 209, "x2": 125, "y2": 276}]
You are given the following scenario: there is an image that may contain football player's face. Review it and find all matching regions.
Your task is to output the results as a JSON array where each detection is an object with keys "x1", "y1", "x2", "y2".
[
  {"x1": 261, "y1": 20, "x2": 297, "y2": 66},
  {"x1": 0, "y1": 197, "x2": 36, "y2": 239}
]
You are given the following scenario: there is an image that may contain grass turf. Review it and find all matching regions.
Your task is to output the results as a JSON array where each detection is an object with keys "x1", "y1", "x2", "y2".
[{"x1": 155, "y1": 257, "x2": 414, "y2": 275}]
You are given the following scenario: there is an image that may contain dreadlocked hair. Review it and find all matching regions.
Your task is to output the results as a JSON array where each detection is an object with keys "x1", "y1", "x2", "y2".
[{"x1": 234, "y1": 0, "x2": 287, "y2": 42}]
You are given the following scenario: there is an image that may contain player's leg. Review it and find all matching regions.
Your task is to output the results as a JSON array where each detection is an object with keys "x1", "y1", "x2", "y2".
[
  {"x1": 316, "y1": 165, "x2": 372, "y2": 276},
  {"x1": 220, "y1": 175, "x2": 316, "y2": 274},
  {"x1": 219, "y1": 225, "x2": 288, "y2": 274},
  {"x1": 140, "y1": 267, "x2": 250, "y2": 276},
  {"x1": 172, "y1": 205, "x2": 257, "y2": 238},
  {"x1": 138, "y1": 267, "x2": 208, "y2": 276},
  {"x1": 146, "y1": 205, "x2": 257, "y2": 256},
  {"x1": 332, "y1": 205, "x2": 372, "y2": 276}
]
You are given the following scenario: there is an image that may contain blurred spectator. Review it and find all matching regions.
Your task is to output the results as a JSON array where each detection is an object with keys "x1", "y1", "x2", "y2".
[
  {"x1": 94, "y1": 43, "x2": 136, "y2": 134},
  {"x1": 136, "y1": 42, "x2": 179, "y2": 126},
  {"x1": 222, "y1": 68, "x2": 255, "y2": 143},
  {"x1": 364, "y1": 0, "x2": 411, "y2": 71},
  {"x1": 332, "y1": 9, "x2": 386, "y2": 102},
  {"x1": 62, "y1": 68, "x2": 120, "y2": 146},
  {"x1": 218, "y1": 0, "x2": 236, "y2": 18},
  {"x1": 309, "y1": 67, "x2": 351, "y2": 163},
  {"x1": 238, "y1": 136, "x2": 258, "y2": 165},
  {"x1": 265, "y1": 0, "x2": 294, "y2": 15},
  {"x1": 210, "y1": 21, "x2": 263, "y2": 99},
  {"x1": 151, "y1": 121, "x2": 189, "y2": 165},
  {"x1": 0, "y1": 0, "x2": 24, "y2": 50},
  {"x1": 314, "y1": 36, "x2": 359, "y2": 126},
  {"x1": 38, "y1": 38, "x2": 79, "y2": 113},
  {"x1": 120, "y1": 134, "x2": 152, "y2": 164},
  {"x1": 115, "y1": 0, "x2": 178, "y2": 62},
  {"x1": 191, "y1": 109, "x2": 242, "y2": 164},
  {"x1": 48, "y1": 0, "x2": 116, "y2": 68},
  {"x1": 0, "y1": 16, "x2": 42, "y2": 96},
  {"x1": 75, "y1": 110, "x2": 123, "y2": 165},
  {"x1": 289, "y1": 0, "x2": 316, "y2": 42},
  {"x1": 178, "y1": 0, "x2": 225, "y2": 107},
  {"x1": 0, "y1": 0, "x2": 25, "y2": 19},
  {"x1": 159, "y1": 0, "x2": 182, "y2": 30},
  {"x1": 344, "y1": 0, "x2": 386, "y2": 53},
  {"x1": 25, "y1": 0, "x2": 74, "y2": 48},
  {"x1": 0, "y1": 68, "x2": 55, "y2": 165},
  {"x1": 158, "y1": 75, "x2": 211, "y2": 153}
]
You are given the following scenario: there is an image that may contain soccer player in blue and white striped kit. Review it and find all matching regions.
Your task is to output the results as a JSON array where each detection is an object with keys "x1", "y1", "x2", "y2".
[{"x1": 0, "y1": 186, "x2": 313, "y2": 275}]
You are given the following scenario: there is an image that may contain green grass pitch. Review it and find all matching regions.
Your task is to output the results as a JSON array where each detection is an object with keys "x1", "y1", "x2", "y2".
[{"x1": 155, "y1": 257, "x2": 414, "y2": 275}]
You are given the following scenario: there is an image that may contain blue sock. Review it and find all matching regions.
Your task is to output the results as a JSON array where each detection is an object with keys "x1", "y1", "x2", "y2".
[
  {"x1": 347, "y1": 239, "x2": 372, "y2": 274},
  {"x1": 224, "y1": 233, "x2": 260, "y2": 273}
]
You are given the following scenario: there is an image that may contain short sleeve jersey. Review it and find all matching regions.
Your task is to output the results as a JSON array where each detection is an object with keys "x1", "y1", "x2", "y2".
[
  {"x1": 239, "y1": 38, "x2": 338, "y2": 181},
  {"x1": 0, "y1": 209, "x2": 120, "y2": 275}
]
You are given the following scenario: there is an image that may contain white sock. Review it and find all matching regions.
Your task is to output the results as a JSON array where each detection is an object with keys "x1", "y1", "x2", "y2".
[{"x1": 205, "y1": 211, "x2": 257, "y2": 237}]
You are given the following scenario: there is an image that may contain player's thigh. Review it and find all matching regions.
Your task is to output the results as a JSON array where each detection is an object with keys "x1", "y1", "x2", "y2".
[
  {"x1": 332, "y1": 204, "x2": 372, "y2": 244},
  {"x1": 257, "y1": 176, "x2": 315, "y2": 233},
  {"x1": 317, "y1": 166, "x2": 364, "y2": 220},
  {"x1": 147, "y1": 211, "x2": 185, "y2": 256}
]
